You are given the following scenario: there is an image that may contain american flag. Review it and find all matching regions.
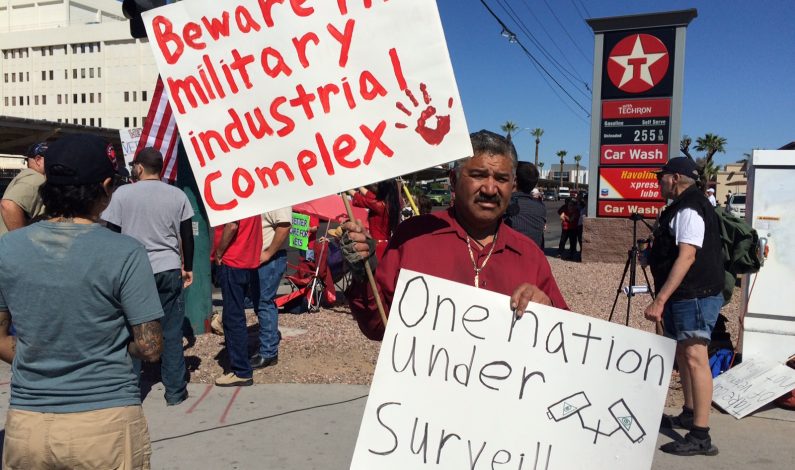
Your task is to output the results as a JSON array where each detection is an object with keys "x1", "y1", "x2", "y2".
[{"x1": 136, "y1": 76, "x2": 179, "y2": 182}]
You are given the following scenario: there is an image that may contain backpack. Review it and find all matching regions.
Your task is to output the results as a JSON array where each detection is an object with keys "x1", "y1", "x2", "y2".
[{"x1": 714, "y1": 206, "x2": 762, "y2": 304}]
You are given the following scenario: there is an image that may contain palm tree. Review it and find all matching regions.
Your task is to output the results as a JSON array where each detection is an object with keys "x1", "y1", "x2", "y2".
[
  {"x1": 537, "y1": 161, "x2": 545, "y2": 181},
  {"x1": 696, "y1": 157, "x2": 719, "y2": 183},
  {"x1": 556, "y1": 150, "x2": 567, "y2": 187},
  {"x1": 695, "y1": 133, "x2": 727, "y2": 165},
  {"x1": 501, "y1": 121, "x2": 519, "y2": 141},
  {"x1": 531, "y1": 128, "x2": 544, "y2": 167},
  {"x1": 680, "y1": 135, "x2": 693, "y2": 160},
  {"x1": 573, "y1": 155, "x2": 582, "y2": 190}
]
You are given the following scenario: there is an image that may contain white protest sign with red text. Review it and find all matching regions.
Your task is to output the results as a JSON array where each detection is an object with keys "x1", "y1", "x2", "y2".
[
  {"x1": 143, "y1": 0, "x2": 471, "y2": 226},
  {"x1": 351, "y1": 270, "x2": 675, "y2": 470}
]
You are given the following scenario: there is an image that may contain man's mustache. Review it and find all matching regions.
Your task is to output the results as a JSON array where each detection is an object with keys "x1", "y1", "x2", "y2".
[{"x1": 474, "y1": 194, "x2": 501, "y2": 204}]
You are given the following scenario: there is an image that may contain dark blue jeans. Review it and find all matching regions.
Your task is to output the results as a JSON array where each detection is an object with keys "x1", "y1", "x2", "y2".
[
  {"x1": 218, "y1": 264, "x2": 259, "y2": 378},
  {"x1": 256, "y1": 250, "x2": 287, "y2": 359},
  {"x1": 155, "y1": 269, "x2": 188, "y2": 404}
]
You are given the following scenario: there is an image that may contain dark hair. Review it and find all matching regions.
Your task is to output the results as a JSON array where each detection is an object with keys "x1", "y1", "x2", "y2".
[
  {"x1": 375, "y1": 180, "x2": 401, "y2": 236},
  {"x1": 516, "y1": 161, "x2": 539, "y2": 193},
  {"x1": 455, "y1": 130, "x2": 518, "y2": 178},
  {"x1": 134, "y1": 147, "x2": 164, "y2": 175},
  {"x1": 416, "y1": 194, "x2": 433, "y2": 215},
  {"x1": 40, "y1": 181, "x2": 108, "y2": 218}
]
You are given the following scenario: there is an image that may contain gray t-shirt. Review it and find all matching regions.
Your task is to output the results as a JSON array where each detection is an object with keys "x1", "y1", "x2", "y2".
[
  {"x1": 101, "y1": 180, "x2": 194, "y2": 274},
  {"x1": 0, "y1": 221, "x2": 164, "y2": 412}
]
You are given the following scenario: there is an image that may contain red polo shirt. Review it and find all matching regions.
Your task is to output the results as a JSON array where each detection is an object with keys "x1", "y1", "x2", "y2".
[
  {"x1": 348, "y1": 208, "x2": 568, "y2": 340},
  {"x1": 211, "y1": 215, "x2": 262, "y2": 269}
]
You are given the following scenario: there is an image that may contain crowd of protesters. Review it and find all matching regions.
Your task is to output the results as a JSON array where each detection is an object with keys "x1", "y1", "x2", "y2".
[{"x1": 0, "y1": 128, "x2": 729, "y2": 466}]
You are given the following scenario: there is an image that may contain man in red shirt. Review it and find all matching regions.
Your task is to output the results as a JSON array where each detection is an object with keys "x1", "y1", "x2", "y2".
[
  {"x1": 212, "y1": 215, "x2": 263, "y2": 386},
  {"x1": 342, "y1": 130, "x2": 567, "y2": 340}
]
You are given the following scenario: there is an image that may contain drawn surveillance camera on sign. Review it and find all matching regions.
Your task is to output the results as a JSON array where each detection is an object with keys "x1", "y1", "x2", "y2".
[{"x1": 546, "y1": 392, "x2": 646, "y2": 444}]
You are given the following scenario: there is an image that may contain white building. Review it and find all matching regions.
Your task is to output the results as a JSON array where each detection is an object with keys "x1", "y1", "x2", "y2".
[
  {"x1": 1, "y1": 0, "x2": 158, "y2": 129},
  {"x1": 545, "y1": 163, "x2": 589, "y2": 185}
]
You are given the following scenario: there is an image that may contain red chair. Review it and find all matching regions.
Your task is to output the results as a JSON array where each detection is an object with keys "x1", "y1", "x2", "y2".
[{"x1": 276, "y1": 237, "x2": 343, "y2": 313}]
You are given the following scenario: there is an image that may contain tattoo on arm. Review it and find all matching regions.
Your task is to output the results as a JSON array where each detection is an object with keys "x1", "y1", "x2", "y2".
[
  {"x1": 129, "y1": 321, "x2": 164, "y2": 362},
  {"x1": 0, "y1": 311, "x2": 16, "y2": 364}
]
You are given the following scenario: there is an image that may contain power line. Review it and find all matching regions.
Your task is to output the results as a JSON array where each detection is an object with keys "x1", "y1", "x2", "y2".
[
  {"x1": 497, "y1": 0, "x2": 591, "y2": 98},
  {"x1": 541, "y1": 0, "x2": 593, "y2": 66},
  {"x1": 569, "y1": 0, "x2": 596, "y2": 37},
  {"x1": 519, "y1": 0, "x2": 590, "y2": 86},
  {"x1": 477, "y1": 0, "x2": 591, "y2": 118}
]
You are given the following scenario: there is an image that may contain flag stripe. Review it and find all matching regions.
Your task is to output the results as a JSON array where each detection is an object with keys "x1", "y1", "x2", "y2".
[{"x1": 136, "y1": 76, "x2": 180, "y2": 181}]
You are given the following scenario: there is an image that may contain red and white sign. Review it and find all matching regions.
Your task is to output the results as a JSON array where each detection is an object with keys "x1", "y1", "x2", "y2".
[
  {"x1": 602, "y1": 98, "x2": 670, "y2": 119},
  {"x1": 600, "y1": 144, "x2": 667, "y2": 165},
  {"x1": 607, "y1": 34, "x2": 669, "y2": 94},
  {"x1": 598, "y1": 200, "x2": 665, "y2": 218},
  {"x1": 143, "y1": 0, "x2": 472, "y2": 226},
  {"x1": 599, "y1": 167, "x2": 662, "y2": 200}
]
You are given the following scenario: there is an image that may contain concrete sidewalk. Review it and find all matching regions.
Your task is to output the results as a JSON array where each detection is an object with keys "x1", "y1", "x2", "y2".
[{"x1": 0, "y1": 363, "x2": 793, "y2": 469}]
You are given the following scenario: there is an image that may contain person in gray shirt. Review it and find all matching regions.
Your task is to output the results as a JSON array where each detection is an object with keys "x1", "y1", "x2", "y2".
[
  {"x1": 102, "y1": 147, "x2": 194, "y2": 406},
  {"x1": 0, "y1": 133, "x2": 163, "y2": 469}
]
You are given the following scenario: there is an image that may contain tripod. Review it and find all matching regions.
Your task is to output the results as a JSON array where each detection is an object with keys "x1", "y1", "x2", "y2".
[{"x1": 608, "y1": 213, "x2": 655, "y2": 326}]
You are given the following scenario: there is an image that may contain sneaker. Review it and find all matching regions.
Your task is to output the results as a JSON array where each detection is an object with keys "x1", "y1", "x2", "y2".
[
  {"x1": 214, "y1": 372, "x2": 253, "y2": 387},
  {"x1": 660, "y1": 433, "x2": 719, "y2": 456},
  {"x1": 661, "y1": 411, "x2": 694, "y2": 430},
  {"x1": 210, "y1": 313, "x2": 224, "y2": 336}
]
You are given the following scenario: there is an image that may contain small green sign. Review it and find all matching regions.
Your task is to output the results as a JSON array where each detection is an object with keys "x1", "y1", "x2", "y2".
[{"x1": 289, "y1": 212, "x2": 310, "y2": 250}]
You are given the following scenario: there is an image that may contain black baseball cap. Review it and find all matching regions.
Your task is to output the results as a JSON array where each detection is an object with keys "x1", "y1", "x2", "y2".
[
  {"x1": 25, "y1": 141, "x2": 49, "y2": 158},
  {"x1": 44, "y1": 134, "x2": 119, "y2": 185},
  {"x1": 653, "y1": 157, "x2": 699, "y2": 179}
]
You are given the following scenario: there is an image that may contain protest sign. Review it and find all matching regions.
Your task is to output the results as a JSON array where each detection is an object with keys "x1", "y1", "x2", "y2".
[
  {"x1": 289, "y1": 211, "x2": 310, "y2": 250},
  {"x1": 350, "y1": 270, "x2": 676, "y2": 470},
  {"x1": 712, "y1": 356, "x2": 795, "y2": 419},
  {"x1": 142, "y1": 0, "x2": 472, "y2": 226},
  {"x1": 119, "y1": 127, "x2": 143, "y2": 161}
]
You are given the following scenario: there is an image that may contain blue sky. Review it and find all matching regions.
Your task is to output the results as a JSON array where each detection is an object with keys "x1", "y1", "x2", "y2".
[{"x1": 436, "y1": 0, "x2": 795, "y2": 168}]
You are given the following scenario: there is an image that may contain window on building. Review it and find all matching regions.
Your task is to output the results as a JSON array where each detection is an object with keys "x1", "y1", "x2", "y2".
[
  {"x1": 64, "y1": 69, "x2": 68, "y2": 79},
  {"x1": 11, "y1": 97, "x2": 16, "y2": 106},
  {"x1": 57, "y1": 95, "x2": 62, "y2": 105},
  {"x1": 81, "y1": 68, "x2": 85, "y2": 79},
  {"x1": 65, "y1": 94, "x2": 69, "y2": 104},
  {"x1": 133, "y1": 91, "x2": 137, "y2": 102},
  {"x1": 3, "y1": 73, "x2": 7, "y2": 83},
  {"x1": 73, "y1": 69, "x2": 77, "y2": 79},
  {"x1": 97, "y1": 43, "x2": 101, "y2": 53},
  {"x1": 73, "y1": 119, "x2": 77, "y2": 124},
  {"x1": 89, "y1": 68, "x2": 94, "y2": 78},
  {"x1": 11, "y1": 74, "x2": 15, "y2": 83},
  {"x1": 42, "y1": 95, "x2": 46, "y2": 105},
  {"x1": 133, "y1": 117, "x2": 138, "y2": 126},
  {"x1": 35, "y1": 96, "x2": 39, "y2": 105},
  {"x1": 88, "y1": 44, "x2": 94, "y2": 53},
  {"x1": 124, "y1": 117, "x2": 130, "y2": 127},
  {"x1": 73, "y1": 93, "x2": 78, "y2": 103},
  {"x1": 81, "y1": 118, "x2": 86, "y2": 125},
  {"x1": 3, "y1": 97, "x2": 7, "y2": 107},
  {"x1": 98, "y1": 118, "x2": 102, "y2": 127},
  {"x1": 41, "y1": 48, "x2": 45, "y2": 57},
  {"x1": 90, "y1": 93, "x2": 94, "y2": 103},
  {"x1": 81, "y1": 93, "x2": 86, "y2": 104},
  {"x1": 49, "y1": 46, "x2": 53, "y2": 56},
  {"x1": 124, "y1": 91, "x2": 129, "y2": 102},
  {"x1": 41, "y1": 71, "x2": 46, "y2": 81},
  {"x1": 26, "y1": 72, "x2": 29, "y2": 81},
  {"x1": 142, "y1": 90, "x2": 148, "y2": 101},
  {"x1": 49, "y1": 70, "x2": 53, "y2": 80},
  {"x1": 71, "y1": 45, "x2": 77, "y2": 54},
  {"x1": 80, "y1": 44, "x2": 85, "y2": 54},
  {"x1": 98, "y1": 93, "x2": 102, "y2": 103},
  {"x1": 98, "y1": 67, "x2": 102, "y2": 78},
  {"x1": 90, "y1": 118, "x2": 95, "y2": 126}
]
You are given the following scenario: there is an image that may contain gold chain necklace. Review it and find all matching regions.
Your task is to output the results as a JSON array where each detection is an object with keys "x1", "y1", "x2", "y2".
[{"x1": 465, "y1": 232, "x2": 498, "y2": 288}]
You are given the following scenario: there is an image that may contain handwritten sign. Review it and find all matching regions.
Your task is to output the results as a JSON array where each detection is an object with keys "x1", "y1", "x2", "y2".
[
  {"x1": 119, "y1": 127, "x2": 143, "y2": 161},
  {"x1": 350, "y1": 270, "x2": 676, "y2": 470},
  {"x1": 712, "y1": 356, "x2": 795, "y2": 419},
  {"x1": 289, "y1": 212, "x2": 310, "y2": 250},
  {"x1": 143, "y1": 0, "x2": 472, "y2": 226}
]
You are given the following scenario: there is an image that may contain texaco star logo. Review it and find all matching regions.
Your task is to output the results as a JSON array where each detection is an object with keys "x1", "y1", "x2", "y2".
[{"x1": 607, "y1": 34, "x2": 669, "y2": 93}]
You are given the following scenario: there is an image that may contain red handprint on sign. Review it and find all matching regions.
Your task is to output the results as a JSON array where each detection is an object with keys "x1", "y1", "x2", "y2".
[{"x1": 394, "y1": 83, "x2": 452, "y2": 146}]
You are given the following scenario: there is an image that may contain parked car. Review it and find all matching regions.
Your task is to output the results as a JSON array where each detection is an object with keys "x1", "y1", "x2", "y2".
[
  {"x1": 728, "y1": 193, "x2": 746, "y2": 219},
  {"x1": 426, "y1": 188, "x2": 451, "y2": 205},
  {"x1": 558, "y1": 186, "x2": 571, "y2": 200},
  {"x1": 543, "y1": 190, "x2": 556, "y2": 201}
]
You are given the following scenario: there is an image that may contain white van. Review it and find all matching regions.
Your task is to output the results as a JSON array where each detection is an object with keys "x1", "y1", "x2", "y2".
[
  {"x1": 558, "y1": 186, "x2": 571, "y2": 200},
  {"x1": 728, "y1": 193, "x2": 746, "y2": 219}
]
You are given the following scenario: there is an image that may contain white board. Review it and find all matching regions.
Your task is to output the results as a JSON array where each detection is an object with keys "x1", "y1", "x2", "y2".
[
  {"x1": 119, "y1": 127, "x2": 144, "y2": 161},
  {"x1": 142, "y1": 0, "x2": 471, "y2": 226},
  {"x1": 712, "y1": 355, "x2": 795, "y2": 419},
  {"x1": 350, "y1": 270, "x2": 676, "y2": 470}
]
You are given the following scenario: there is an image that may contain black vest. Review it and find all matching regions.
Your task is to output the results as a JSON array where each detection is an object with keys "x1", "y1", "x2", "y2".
[{"x1": 649, "y1": 185, "x2": 724, "y2": 300}]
